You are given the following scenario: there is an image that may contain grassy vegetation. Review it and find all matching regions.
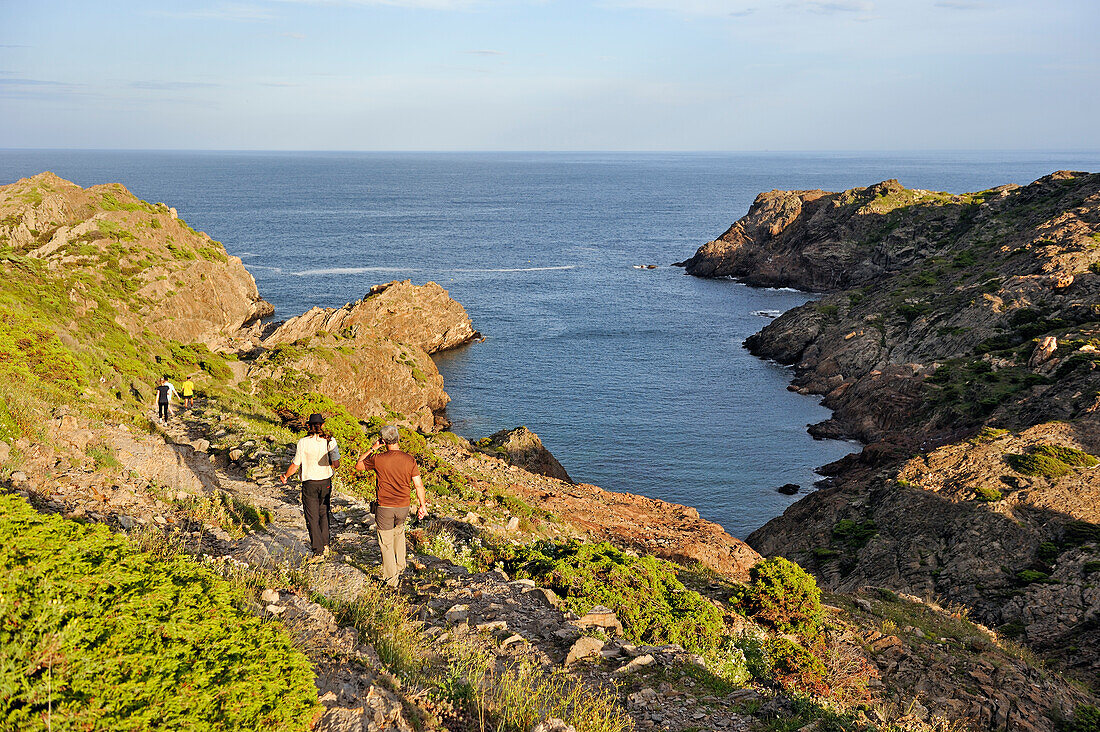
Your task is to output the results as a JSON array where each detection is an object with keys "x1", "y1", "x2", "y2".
[
  {"x1": 926, "y1": 359, "x2": 1053, "y2": 425},
  {"x1": 1004, "y1": 443, "x2": 1097, "y2": 480},
  {"x1": 501, "y1": 540, "x2": 727, "y2": 654},
  {"x1": 0, "y1": 494, "x2": 319, "y2": 731},
  {"x1": 974, "y1": 486, "x2": 1003, "y2": 502}
]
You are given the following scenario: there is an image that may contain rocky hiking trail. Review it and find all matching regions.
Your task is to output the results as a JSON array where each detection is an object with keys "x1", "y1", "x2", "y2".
[
  {"x1": 9, "y1": 398, "x2": 1097, "y2": 731},
  {"x1": 8, "y1": 402, "x2": 763, "y2": 732}
]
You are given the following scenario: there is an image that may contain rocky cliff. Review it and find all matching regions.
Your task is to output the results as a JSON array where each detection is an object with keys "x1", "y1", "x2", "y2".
[
  {"x1": 263, "y1": 279, "x2": 479, "y2": 354},
  {"x1": 250, "y1": 280, "x2": 477, "y2": 431},
  {"x1": 686, "y1": 171, "x2": 1100, "y2": 687},
  {"x1": 0, "y1": 172, "x2": 272, "y2": 345}
]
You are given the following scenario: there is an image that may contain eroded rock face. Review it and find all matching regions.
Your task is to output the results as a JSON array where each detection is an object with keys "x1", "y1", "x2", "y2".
[
  {"x1": 250, "y1": 337, "x2": 448, "y2": 432},
  {"x1": 254, "y1": 279, "x2": 478, "y2": 431},
  {"x1": 263, "y1": 280, "x2": 478, "y2": 354},
  {"x1": 481, "y1": 426, "x2": 572, "y2": 483},
  {"x1": 0, "y1": 172, "x2": 272, "y2": 345},
  {"x1": 720, "y1": 171, "x2": 1100, "y2": 685}
]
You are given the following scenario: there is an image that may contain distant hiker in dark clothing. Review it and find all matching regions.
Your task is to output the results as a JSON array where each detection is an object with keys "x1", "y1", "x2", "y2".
[
  {"x1": 280, "y1": 413, "x2": 341, "y2": 560},
  {"x1": 355, "y1": 424, "x2": 428, "y2": 587},
  {"x1": 154, "y1": 376, "x2": 178, "y2": 422}
]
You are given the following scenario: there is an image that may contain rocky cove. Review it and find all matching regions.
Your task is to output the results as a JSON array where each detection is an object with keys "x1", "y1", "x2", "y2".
[{"x1": 1, "y1": 171, "x2": 1099, "y2": 732}]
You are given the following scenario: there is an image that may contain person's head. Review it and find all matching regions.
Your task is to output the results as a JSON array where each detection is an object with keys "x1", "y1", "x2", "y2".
[
  {"x1": 380, "y1": 424, "x2": 400, "y2": 446},
  {"x1": 306, "y1": 413, "x2": 327, "y2": 437},
  {"x1": 160, "y1": 375, "x2": 168, "y2": 384}
]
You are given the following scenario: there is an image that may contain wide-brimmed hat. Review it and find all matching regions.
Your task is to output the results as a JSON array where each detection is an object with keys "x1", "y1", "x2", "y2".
[{"x1": 307, "y1": 413, "x2": 325, "y2": 425}]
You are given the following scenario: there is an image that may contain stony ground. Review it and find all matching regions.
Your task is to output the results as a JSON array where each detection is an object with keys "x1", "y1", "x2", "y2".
[{"x1": 5, "y1": 400, "x2": 1097, "y2": 731}]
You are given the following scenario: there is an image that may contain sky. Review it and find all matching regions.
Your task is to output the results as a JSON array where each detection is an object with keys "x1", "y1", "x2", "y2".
[{"x1": 1, "y1": 0, "x2": 1097, "y2": 151}]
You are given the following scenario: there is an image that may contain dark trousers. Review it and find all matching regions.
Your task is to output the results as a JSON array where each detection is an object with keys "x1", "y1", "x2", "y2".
[
  {"x1": 158, "y1": 401, "x2": 169, "y2": 420},
  {"x1": 302, "y1": 478, "x2": 333, "y2": 555}
]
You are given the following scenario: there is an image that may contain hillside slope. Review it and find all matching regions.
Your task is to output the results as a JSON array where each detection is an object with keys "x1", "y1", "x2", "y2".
[{"x1": 684, "y1": 171, "x2": 1100, "y2": 686}]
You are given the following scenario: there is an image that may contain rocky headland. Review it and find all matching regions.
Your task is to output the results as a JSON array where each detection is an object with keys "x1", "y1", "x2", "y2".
[
  {"x1": 2, "y1": 171, "x2": 1098, "y2": 732},
  {"x1": 684, "y1": 171, "x2": 1100, "y2": 694}
]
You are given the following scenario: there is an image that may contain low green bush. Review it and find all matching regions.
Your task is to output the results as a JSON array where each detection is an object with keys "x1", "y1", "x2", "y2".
[
  {"x1": 1034, "y1": 443, "x2": 1098, "y2": 468},
  {"x1": 1006, "y1": 452, "x2": 1071, "y2": 479},
  {"x1": 975, "y1": 486, "x2": 1003, "y2": 502},
  {"x1": 0, "y1": 494, "x2": 319, "y2": 731},
  {"x1": 500, "y1": 540, "x2": 726, "y2": 654},
  {"x1": 831, "y1": 519, "x2": 877, "y2": 549},
  {"x1": 740, "y1": 557, "x2": 824, "y2": 639},
  {"x1": 1062, "y1": 704, "x2": 1100, "y2": 732}
]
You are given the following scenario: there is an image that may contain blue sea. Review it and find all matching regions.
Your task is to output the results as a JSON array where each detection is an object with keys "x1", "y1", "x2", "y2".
[{"x1": 3, "y1": 150, "x2": 1098, "y2": 537}]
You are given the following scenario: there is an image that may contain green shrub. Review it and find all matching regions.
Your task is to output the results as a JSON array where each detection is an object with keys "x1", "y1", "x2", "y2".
[
  {"x1": 501, "y1": 540, "x2": 725, "y2": 654},
  {"x1": 741, "y1": 557, "x2": 824, "y2": 639},
  {"x1": 1005, "y1": 452, "x2": 1071, "y2": 479},
  {"x1": 975, "y1": 486, "x2": 1003, "y2": 502},
  {"x1": 765, "y1": 636, "x2": 828, "y2": 695},
  {"x1": 1064, "y1": 521, "x2": 1100, "y2": 547},
  {"x1": 1034, "y1": 444, "x2": 1099, "y2": 468},
  {"x1": 831, "y1": 519, "x2": 877, "y2": 549},
  {"x1": 0, "y1": 494, "x2": 319, "y2": 731},
  {"x1": 1062, "y1": 704, "x2": 1100, "y2": 732},
  {"x1": 1016, "y1": 569, "x2": 1052, "y2": 584}
]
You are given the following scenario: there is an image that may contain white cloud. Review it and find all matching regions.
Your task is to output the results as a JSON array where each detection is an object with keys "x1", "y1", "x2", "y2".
[{"x1": 158, "y1": 4, "x2": 276, "y2": 22}]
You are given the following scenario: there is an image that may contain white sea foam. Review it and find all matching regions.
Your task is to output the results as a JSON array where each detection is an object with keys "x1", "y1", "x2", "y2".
[
  {"x1": 451, "y1": 265, "x2": 576, "y2": 273},
  {"x1": 247, "y1": 265, "x2": 284, "y2": 273},
  {"x1": 291, "y1": 266, "x2": 414, "y2": 276}
]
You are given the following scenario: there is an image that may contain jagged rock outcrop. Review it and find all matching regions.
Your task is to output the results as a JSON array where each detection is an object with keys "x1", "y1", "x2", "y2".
[
  {"x1": 0, "y1": 172, "x2": 272, "y2": 345},
  {"x1": 687, "y1": 171, "x2": 1100, "y2": 687},
  {"x1": 263, "y1": 280, "x2": 478, "y2": 354},
  {"x1": 248, "y1": 336, "x2": 449, "y2": 432},
  {"x1": 253, "y1": 279, "x2": 478, "y2": 431},
  {"x1": 479, "y1": 426, "x2": 572, "y2": 483}
]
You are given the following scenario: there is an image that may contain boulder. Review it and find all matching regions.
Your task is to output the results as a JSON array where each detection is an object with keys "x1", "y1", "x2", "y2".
[
  {"x1": 776, "y1": 483, "x2": 800, "y2": 495},
  {"x1": 480, "y1": 426, "x2": 572, "y2": 483},
  {"x1": 574, "y1": 605, "x2": 623, "y2": 636},
  {"x1": 565, "y1": 636, "x2": 605, "y2": 665}
]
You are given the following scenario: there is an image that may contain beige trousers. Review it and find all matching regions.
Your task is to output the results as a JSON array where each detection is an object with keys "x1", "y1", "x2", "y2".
[{"x1": 376, "y1": 505, "x2": 410, "y2": 587}]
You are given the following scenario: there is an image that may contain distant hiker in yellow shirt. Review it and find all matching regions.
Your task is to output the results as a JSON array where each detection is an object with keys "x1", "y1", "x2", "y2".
[{"x1": 181, "y1": 377, "x2": 195, "y2": 409}]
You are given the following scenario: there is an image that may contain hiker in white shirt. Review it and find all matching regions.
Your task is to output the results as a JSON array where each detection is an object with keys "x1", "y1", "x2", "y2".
[{"x1": 280, "y1": 413, "x2": 341, "y2": 559}]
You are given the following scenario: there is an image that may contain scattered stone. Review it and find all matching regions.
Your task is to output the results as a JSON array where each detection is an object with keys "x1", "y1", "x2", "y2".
[
  {"x1": 776, "y1": 483, "x2": 800, "y2": 495},
  {"x1": 229, "y1": 448, "x2": 243, "y2": 462},
  {"x1": 615, "y1": 653, "x2": 656, "y2": 674},
  {"x1": 531, "y1": 719, "x2": 577, "y2": 732},
  {"x1": 261, "y1": 588, "x2": 281, "y2": 604},
  {"x1": 266, "y1": 604, "x2": 286, "y2": 616},
  {"x1": 117, "y1": 515, "x2": 136, "y2": 530},
  {"x1": 9, "y1": 471, "x2": 27, "y2": 486},
  {"x1": 501, "y1": 634, "x2": 526, "y2": 648},
  {"x1": 565, "y1": 636, "x2": 605, "y2": 665},
  {"x1": 575, "y1": 605, "x2": 623, "y2": 636},
  {"x1": 505, "y1": 516, "x2": 520, "y2": 531},
  {"x1": 0, "y1": 441, "x2": 10, "y2": 464},
  {"x1": 192, "y1": 438, "x2": 210, "y2": 453},
  {"x1": 444, "y1": 604, "x2": 470, "y2": 623}
]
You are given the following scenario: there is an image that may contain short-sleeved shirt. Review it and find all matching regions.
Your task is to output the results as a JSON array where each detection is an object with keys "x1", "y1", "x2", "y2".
[
  {"x1": 293, "y1": 435, "x2": 339, "y2": 481},
  {"x1": 361, "y1": 450, "x2": 420, "y2": 507},
  {"x1": 181, "y1": 380, "x2": 194, "y2": 397},
  {"x1": 156, "y1": 383, "x2": 177, "y2": 403}
]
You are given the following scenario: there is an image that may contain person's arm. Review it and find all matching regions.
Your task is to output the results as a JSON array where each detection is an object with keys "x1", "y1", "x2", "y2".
[
  {"x1": 355, "y1": 441, "x2": 384, "y2": 472},
  {"x1": 413, "y1": 475, "x2": 428, "y2": 520},
  {"x1": 281, "y1": 441, "x2": 302, "y2": 484},
  {"x1": 328, "y1": 438, "x2": 341, "y2": 471}
]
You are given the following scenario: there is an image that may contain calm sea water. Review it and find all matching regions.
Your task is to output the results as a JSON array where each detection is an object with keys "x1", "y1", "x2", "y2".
[{"x1": 3, "y1": 151, "x2": 1098, "y2": 536}]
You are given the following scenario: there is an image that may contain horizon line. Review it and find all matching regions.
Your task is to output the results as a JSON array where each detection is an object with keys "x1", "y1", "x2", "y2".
[{"x1": 3, "y1": 147, "x2": 1100, "y2": 156}]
